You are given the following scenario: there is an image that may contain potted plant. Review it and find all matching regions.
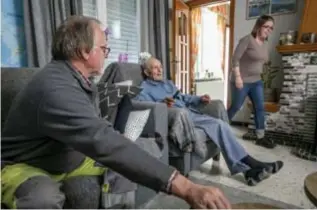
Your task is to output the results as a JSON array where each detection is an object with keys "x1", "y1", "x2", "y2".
[{"x1": 261, "y1": 63, "x2": 279, "y2": 102}]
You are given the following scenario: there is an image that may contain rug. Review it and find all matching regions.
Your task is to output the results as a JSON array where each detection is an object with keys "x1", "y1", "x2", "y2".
[{"x1": 141, "y1": 176, "x2": 301, "y2": 209}]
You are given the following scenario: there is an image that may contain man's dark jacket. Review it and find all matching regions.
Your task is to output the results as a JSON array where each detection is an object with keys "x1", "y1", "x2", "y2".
[{"x1": 1, "y1": 60, "x2": 174, "y2": 192}]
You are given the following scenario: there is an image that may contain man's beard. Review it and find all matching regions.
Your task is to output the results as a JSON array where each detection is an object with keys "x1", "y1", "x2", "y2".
[{"x1": 89, "y1": 68, "x2": 105, "y2": 84}]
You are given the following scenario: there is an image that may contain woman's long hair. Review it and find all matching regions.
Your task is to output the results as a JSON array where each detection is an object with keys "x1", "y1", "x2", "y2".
[{"x1": 251, "y1": 15, "x2": 274, "y2": 39}]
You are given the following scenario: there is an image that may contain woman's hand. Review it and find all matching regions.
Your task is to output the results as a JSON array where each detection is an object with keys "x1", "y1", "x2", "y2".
[{"x1": 235, "y1": 76, "x2": 243, "y2": 89}]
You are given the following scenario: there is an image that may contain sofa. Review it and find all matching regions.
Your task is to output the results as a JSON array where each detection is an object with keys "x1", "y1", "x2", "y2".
[
  {"x1": 1, "y1": 67, "x2": 169, "y2": 208},
  {"x1": 103, "y1": 62, "x2": 225, "y2": 176}
]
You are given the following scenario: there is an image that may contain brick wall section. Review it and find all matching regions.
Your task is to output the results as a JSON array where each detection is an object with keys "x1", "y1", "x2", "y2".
[{"x1": 247, "y1": 52, "x2": 317, "y2": 149}]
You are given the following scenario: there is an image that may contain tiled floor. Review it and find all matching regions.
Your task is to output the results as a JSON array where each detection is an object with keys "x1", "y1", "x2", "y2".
[{"x1": 189, "y1": 126, "x2": 317, "y2": 209}]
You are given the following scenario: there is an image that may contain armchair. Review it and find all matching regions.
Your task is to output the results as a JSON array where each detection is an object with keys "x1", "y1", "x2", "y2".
[
  {"x1": 169, "y1": 100, "x2": 228, "y2": 175},
  {"x1": 104, "y1": 62, "x2": 227, "y2": 176}
]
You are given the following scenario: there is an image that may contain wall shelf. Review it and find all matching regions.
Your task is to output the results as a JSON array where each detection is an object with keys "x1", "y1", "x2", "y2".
[
  {"x1": 276, "y1": 0, "x2": 317, "y2": 55},
  {"x1": 276, "y1": 43, "x2": 317, "y2": 54}
]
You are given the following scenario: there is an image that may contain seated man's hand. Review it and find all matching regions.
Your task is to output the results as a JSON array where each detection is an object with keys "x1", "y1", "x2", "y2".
[
  {"x1": 200, "y1": 94, "x2": 211, "y2": 104},
  {"x1": 163, "y1": 97, "x2": 175, "y2": 107}
]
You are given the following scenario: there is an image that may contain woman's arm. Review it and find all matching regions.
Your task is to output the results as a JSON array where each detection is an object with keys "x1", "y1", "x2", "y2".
[{"x1": 231, "y1": 35, "x2": 250, "y2": 78}]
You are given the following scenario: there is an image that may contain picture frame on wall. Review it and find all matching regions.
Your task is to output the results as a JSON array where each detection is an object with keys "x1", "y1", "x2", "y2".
[
  {"x1": 246, "y1": 0, "x2": 297, "y2": 20},
  {"x1": 247, "y1": 0, "x2": 270, "y2": 19},
  {"x1": 270, "y1": 0, "x2": 297, "y2": 15}
]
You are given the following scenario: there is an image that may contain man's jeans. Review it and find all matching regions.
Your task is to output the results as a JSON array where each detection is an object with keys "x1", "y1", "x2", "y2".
[{"x1": 227, "y1": 80, "x2": 265, "y2": 138}]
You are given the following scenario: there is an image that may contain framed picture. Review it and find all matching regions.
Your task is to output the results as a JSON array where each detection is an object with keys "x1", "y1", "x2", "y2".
[
  {"x1": 270, "y1": 0, "x2": 297, "y2": 15},
  {"x1": 247, "y1": 0, "x2": 270, "y2": 19},
  {"x1": 246, "y1": 0, "x2": 297, "y2": 20}
]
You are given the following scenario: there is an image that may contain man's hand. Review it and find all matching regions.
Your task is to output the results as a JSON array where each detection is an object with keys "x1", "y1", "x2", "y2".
[
  {"x1": 186, "y1": 184, "x2": 231, "y2": 209},
  {"x1": 163, "y1": 97, "x2": 175, "y2": 107},
  {"x1": 200, "y1": 94, "x2": 211, "y2": 104},
  {"x1": 171, "y1": 173, "x2": 231, "y2": 209}
]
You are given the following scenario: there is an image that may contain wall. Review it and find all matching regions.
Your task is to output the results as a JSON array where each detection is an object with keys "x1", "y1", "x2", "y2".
[{"x1": 1, "y1": 0, "x2": 27, "y2": 67}]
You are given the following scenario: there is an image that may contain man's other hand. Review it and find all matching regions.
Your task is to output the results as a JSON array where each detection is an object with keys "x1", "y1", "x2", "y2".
[
  {"x1": 200, "y1": 94, "x2": 211, "y2": 104},
  {"x1": 163, "y1": 97, "x2": 175, "y2": 107}
]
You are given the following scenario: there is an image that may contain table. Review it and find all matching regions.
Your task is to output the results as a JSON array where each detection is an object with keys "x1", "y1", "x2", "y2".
[
  {"x1": 232, "y1": 202, "x2": 281, "y2": 209},
  {"x1": 304, "y1": 172, "x2": 317, "y2": 207}
]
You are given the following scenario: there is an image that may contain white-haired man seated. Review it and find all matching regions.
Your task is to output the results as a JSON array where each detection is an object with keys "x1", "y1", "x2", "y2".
[{"x1": 134, "y1": 54, "x2": 284, "y2": 186}]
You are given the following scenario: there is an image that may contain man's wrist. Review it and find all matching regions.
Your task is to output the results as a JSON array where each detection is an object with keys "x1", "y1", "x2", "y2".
[
  {"x1": 169, "y1": 171, "x2": 193, "y2": 199},
  {"x1": 166, "y1": 170, "x2": 179, "y2": 194}
]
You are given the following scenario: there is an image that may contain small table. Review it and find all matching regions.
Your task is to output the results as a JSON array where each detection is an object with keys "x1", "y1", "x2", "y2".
[
  {"x1": 232, "y1": 202, "x2": 281, "y2": 209},
  {"x1": 304, "y1": 172, "x2": 317, "y2": 207}
]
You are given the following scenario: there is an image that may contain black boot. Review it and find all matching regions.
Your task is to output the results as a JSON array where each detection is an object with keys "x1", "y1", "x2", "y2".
[
  {"x1": 255, "y1": 136, "x2": 276, "y2": 149},
  {"x1": 242, "y1": 130, "x2": 257, "y2": 141}
]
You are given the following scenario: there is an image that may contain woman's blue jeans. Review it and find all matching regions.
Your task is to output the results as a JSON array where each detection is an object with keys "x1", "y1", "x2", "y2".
[{"x1": 227, "y1": 80, "x2": 265, "y2": 137}]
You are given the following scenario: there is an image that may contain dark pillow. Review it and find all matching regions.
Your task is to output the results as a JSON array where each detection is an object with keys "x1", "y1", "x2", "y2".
[
  {"x1": 113, "y1": 94, "x2": 134, "y2": 132},
  {"x1": 97, "y1": 83, "x2": 142, "y2": 124}
]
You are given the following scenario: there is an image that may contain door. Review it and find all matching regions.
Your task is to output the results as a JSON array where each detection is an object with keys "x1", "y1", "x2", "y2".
[{"x1": 172, "y1": 0, "x2": 190, "y2": 94}]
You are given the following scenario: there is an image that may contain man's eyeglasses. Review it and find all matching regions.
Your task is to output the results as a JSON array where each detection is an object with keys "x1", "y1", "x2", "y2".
[{"x1": 99, "y1": 46, "x2": 111, "y2": 55}]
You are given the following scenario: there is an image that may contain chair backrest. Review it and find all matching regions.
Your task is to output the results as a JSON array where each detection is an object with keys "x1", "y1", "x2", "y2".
[
  {"x1": 103, "y1": 62, "x2": 145, "y2": 86},
  {"x1": 1, "y1": 67, "x2": 40, "y2": 128}
]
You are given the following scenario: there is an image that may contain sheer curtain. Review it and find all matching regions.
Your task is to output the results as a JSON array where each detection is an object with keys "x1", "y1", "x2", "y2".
[{"x1": 196, "y1": 5, "x2": 228, "y2": 80}]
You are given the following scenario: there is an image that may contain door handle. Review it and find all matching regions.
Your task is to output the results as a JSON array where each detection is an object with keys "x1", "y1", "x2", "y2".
[{"x1": 171, "y1": 56, "x2": 180, "y2": 63}]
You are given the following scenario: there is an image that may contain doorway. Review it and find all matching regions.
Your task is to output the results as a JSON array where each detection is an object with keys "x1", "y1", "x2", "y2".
[{"x1": 171, "y1": 0, "x2": 235, "y2": 108}]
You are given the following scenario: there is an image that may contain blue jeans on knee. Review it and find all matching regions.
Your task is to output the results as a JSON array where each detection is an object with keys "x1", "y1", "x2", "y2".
[{"x1": 227, "y1": 80, "x2": 265, "y2": 130}]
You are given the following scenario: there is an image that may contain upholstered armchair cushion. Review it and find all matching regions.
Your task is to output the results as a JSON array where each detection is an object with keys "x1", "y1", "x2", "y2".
[{"x1": 1, "y1": 68, "x2": 40, "y2": 129}]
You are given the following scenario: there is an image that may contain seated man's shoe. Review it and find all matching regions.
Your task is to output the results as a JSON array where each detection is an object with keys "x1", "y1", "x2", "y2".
[
  {"x1": 244, "y1": 168, "x2": 270, "y2": 186},
  {"x1": 255, "y1": 137, "x2": 276, "y2": 149}
]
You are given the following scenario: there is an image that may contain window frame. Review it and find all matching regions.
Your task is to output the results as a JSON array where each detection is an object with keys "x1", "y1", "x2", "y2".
[{"x1": 96, "y1": 0, "x2": 141, "y2": 64}]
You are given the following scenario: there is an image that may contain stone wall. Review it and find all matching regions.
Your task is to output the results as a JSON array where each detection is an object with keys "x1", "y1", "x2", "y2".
[{"x1": 247, "y1": 52, "x2": 317, "y2": 150}]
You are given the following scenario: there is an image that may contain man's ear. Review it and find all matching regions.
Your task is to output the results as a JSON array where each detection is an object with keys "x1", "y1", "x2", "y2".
[
  {"x1": 144, "y1": 69, "x2": 151, "y2": 77},
  {"x1": 81, "y1": 49, "x2": 91, "y2": 60}
]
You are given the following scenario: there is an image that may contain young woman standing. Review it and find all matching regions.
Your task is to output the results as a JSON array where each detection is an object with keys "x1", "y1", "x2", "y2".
[{"x1": 228, "y1": 15, "x2": 275, "y2": 149}]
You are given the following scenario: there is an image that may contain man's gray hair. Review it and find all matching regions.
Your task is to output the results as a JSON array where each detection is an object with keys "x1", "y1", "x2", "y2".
[{"x1": 51, "y1": 15, "x2": 101, "y2": 60}]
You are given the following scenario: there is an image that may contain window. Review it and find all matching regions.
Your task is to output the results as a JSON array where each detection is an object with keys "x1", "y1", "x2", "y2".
[
  {"x1": 83, "y1": 0, "x2": 140, "y2": 67},
  {"x1": 82, "y1": 0, "x2": 98, "y2": 18},
  {"x1": 200, "y1": 8, "x2": 223, "y2": 80}
]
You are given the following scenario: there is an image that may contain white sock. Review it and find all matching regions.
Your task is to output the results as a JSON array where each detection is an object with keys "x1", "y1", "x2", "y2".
[{"x1": 256, "y1": 129, "x2": 265, "y2": 139}]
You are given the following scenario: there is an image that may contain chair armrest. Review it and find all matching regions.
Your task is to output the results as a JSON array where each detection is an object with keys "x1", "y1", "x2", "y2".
[
  {"x1": 131, "y1": 101, "x2": 169, "y2": 164},
  {"x1": 195, "y1": 100, "x2": 229, "y2": 123}
]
